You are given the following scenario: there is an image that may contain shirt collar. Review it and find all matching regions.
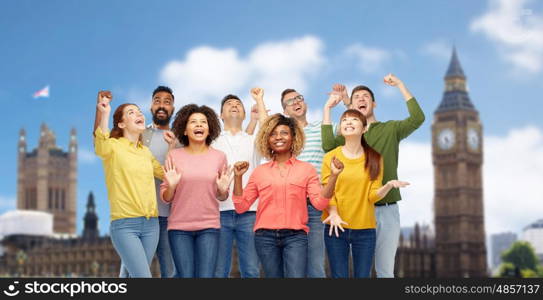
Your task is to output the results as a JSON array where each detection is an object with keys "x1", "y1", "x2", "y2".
[
  {"x1": 221, "y1": 129, "x2": 248, "y2": 137},
  {"x1": 269, "y1": 155, "x2": 297, "y2": 168}
]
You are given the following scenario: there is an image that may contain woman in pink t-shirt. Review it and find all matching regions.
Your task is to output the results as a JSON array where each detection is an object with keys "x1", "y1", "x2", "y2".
[{"x1": 160, "y1": 104, "x2": 232, "y2": 278}]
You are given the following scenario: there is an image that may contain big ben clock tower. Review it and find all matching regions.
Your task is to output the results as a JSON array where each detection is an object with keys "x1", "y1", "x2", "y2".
[{"x1": 432, "y1": 48, "x2": 487, "y2": 277}]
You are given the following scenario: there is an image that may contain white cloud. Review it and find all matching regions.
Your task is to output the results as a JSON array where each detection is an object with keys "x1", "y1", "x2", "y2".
[
  {"x1": 471, "y1": 0, "x2": 543, "y2": 73},
  {"x1": 0, "y1": 195, "x2": 15, "y2": 210},
  {"x1": 345, "y1": 43, "x2": 391, "y2": 74},
  {"x1": 397, "y1": 126, "x2": 543, "y2": 237},
  {"x1": 421, "y1": 39, "x2": 452, "y2": 60},
  {"x1": 78, "y1": 148, "x2": 98, "y2": 164},
  {"x1": 160, "y1": 36, "x2": 325, "y2": 115},
  {"x1": 306, "y1": 108, "x2": 323, "y2": 123}
]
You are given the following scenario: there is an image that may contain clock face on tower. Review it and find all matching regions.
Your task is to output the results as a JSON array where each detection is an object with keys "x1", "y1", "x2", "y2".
[
  {"x1": 467, "y1": 128, "x2": 480, "y2": 151},
  {"x1": 438, "y1": 128, "x2": 455, "y2": 150}
]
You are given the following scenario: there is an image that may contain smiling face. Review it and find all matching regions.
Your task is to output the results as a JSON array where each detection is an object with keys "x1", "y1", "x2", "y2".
[
  {"x1": 340, "y1": 114, "x2": 365, "y2": 137},
  {"x1": 282, "y1": 91, "x2": 307, "y2": 118},
  {"x1": 118, "y1": 104, "x2": 145, "y2": 133},
  {"x1": 268, "y1": 124, "x2": 293, "y2": 154},
  {"x1": 184, "y1": 112, "x2": 209, "y2": 144},
  {"x1": 220, "y1": 98, "x2": 246, "y2": 122},
  {"x1": 150, "y1": 91, "x2": 174, "y2": 126},
  {"x1": 350, "y1": 89, "x2": 376, "y2": 118}
]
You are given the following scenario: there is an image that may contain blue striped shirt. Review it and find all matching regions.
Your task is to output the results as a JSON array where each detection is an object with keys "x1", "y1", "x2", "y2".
[{"x1": 298, "y1": 121, "x2": 327, "y2": 176}]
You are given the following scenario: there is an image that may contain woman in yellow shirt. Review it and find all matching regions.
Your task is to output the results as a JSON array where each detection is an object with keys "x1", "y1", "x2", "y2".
[
  {"x1": 94, "y1": 91, "x2": 166, "y2": 278},
  {"x1": 321, "y1": 109, "x2": 409, "y2": 278}
]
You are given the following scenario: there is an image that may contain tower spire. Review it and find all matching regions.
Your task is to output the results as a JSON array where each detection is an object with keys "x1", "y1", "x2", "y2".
[{"x1": 436, "y1": 48, "x2": 476, "y2": 113}]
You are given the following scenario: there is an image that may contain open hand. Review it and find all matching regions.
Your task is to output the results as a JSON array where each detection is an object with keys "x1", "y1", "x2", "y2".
[
  {"x1": 216, "y1": 164, "x2": 234, "y2": 194},
  {"x1": 386, "y1": 180, "x2": 410, "y2": 189},
  {"x1": 325, "y1": 91, "x2": 342, "y2": 109},
  {"x1": 332, "y1": 83, "x2": 349, "y2": 104},
  {"x1": 163, "y1": 157, "x2": 182, "y2": 188},
  {"x1": 323, "y1": 213, "x2": 348, "y2": 237}
]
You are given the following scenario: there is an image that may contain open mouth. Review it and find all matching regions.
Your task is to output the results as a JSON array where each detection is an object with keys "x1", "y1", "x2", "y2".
[
  {"x1": 343, "y1": 126, "x2": 356, "y2": 132},
  {"x1": 273, "y1": 141, "x2": 285, "y2": 147},
  {"x1": 193, "y1": 129, "x2": 205, "y2": 137},
  {"x1": 135, "y1": 118, "x2": 144, "y2": 125}
]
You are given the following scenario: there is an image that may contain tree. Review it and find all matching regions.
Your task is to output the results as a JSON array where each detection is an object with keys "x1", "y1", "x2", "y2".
[
  {"x1": 501, "y1": 241, "x2": 539, "y2": 271},
  {"x1": 497, "y1": 241, "x2": 541, "y2": 278}
]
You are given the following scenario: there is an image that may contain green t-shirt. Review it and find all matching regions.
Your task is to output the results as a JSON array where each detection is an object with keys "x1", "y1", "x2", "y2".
[{"x1": 321, "y1": 98, "x2": 425, "y2": 205}]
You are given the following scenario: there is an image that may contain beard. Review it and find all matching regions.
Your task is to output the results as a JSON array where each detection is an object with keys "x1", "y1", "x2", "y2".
[{"x1": 152, "y1": 107, "x2": 172, "y2": 126}]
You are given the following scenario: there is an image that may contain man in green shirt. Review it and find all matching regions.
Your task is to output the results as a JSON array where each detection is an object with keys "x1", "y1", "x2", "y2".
[{"x1": 321, "y1": 74, "x2": 425, "y2": 277}]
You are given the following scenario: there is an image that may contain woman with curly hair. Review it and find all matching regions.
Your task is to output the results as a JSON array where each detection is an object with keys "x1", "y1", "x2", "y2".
[
  {"x1": 232, "y1": 113, "x2": 344, "y2": 278},
  {"x1": 159, "y1": 104, "x2": 232, "y2": 278}
]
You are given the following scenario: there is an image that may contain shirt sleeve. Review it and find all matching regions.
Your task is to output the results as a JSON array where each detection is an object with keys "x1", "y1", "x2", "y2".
[
  {"x1": 307, "y1": 166, "x2": 330, "y2": 211},
  {"x1": 151, "y1": 152, "x2": 164, "y2": 180},
  {"x1": 93, "y1": 127, "x2": 113, "y2": 159},
  {"x1": 232, "y1": 169, "x2": 259, "y2": 214},
  {"x1": 394, "y1": 98, "x2": 425, "y2": 141},
  {"x1": 369, "y1": 158, "x2": 385, "y2": 203},
  {"x1": 320, "y1": 152, "x2": 337, "y2": 207}
]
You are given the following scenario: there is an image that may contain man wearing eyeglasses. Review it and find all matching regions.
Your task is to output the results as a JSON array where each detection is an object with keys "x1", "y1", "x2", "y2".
[{"x1": 280, "y1": 88, "x2": 329, "y2": 278}]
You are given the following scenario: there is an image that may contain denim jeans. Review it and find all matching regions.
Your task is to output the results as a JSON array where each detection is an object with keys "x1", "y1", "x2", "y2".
[
  {"x1": 215, "y1": 210, "x2": 260, "y2": 278},
  {"x1": 307, "y1": 203, "x2": 326, "y2": 278},
  {"x1": 168, "y1": 228, "x2": 220, "y2": 278},
  {"x1": 324, "y1": 225, "x2": 376, "y2": 278},
  {"x1": 374, "y1": 203, "x2": 400, "y2": 278},
  {"x1": 254, "y1": 229, "x2": 308, "y2": 278},
  {"x1": 110, "y1": 217, "x2": 159, "y2": 278},
  {"x1": 118, "y1": 216, "x2": 176, "y2": 278}
]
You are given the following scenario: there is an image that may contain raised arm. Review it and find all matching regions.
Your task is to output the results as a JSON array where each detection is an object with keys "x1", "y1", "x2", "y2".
[
  {"x1": 94, "y1": 91, "x2": 112, "y2": 136},
  {"x1": 232, "y1": 161, "x2": 258, "y2": 213},
  {"x1": 383, "y1": 74, "x2": 426, "y2": 140}
]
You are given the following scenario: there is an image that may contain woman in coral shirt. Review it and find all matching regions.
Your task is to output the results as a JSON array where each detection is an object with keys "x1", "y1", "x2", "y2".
[{"x1": 232, "y1": 113, "x2": 343, "y2": 278}]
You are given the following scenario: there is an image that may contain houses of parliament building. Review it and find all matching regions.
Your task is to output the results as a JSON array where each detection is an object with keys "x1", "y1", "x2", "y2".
[{"x1": 0, "y1": 49, "x2": 487, "y2": 277}]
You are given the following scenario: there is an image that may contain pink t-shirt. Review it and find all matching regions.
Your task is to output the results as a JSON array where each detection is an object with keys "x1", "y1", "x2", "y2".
[{"x1": 160, "y1": 147, "x2": 227, "y2": 231}]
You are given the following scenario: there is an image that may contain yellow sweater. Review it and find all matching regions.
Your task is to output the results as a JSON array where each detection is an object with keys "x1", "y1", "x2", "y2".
[
  {"x1": 321, "y1": 146, "x2": 383, "y2": 229},
  {"x1": 94, "y1": 127, "x2": 164, "y2": 221}
]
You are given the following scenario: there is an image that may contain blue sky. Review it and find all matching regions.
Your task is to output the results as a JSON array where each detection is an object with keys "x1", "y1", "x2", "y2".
[{"x1": 1, "y1": 0, "x2": 542, "y2": 241}]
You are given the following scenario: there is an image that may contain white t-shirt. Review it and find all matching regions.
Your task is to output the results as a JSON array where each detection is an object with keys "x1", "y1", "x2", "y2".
[{"x1": 212, "y1": 130, "x2": 261, "y2": 211}]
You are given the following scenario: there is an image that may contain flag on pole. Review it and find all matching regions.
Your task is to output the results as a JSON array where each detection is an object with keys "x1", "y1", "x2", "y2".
[{"x1": 33, "y1": 85, "x2": 50, "y2": 99}]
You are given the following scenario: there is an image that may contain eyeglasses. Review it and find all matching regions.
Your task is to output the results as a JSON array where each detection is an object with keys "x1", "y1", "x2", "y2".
[{"x1": 284, "y1": 95, "x2": 304, "y2": 106}]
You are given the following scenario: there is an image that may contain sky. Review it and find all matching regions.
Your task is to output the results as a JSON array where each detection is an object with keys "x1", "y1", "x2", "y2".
[{"x1": 0, "y1": 0, "x2": 542, "y2": 248}]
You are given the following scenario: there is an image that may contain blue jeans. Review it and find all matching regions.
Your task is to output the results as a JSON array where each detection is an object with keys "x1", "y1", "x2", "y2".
[
  {"x1": 324, "y1": 225, "x2": 376, "y2": 278},
  {"x1": 168, "y1": 228, "x2": 220, "y2": 278},
  {"x1": 215, "y1": 210, "x2": 260, "y2": 278},
  {"x1": 374, "y1": 203, "x2": 400, "y2": 278},
  {"x1": 110, "y1": 217, "x2": 159, "y2": 278},
  {"x1": 118, "y1": 216, "x2": 176, "y2": 278},
  {"x1": 307, "y1": 203, "x2": 325, "y2": 278},
  {"x1": 254, "y1": 229, "x2": 308, "y2": 278}
]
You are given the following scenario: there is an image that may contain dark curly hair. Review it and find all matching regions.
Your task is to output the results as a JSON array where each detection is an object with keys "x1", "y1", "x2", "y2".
[{"x1": 171, "y1": 104, "x2": 221, "y2": 146}]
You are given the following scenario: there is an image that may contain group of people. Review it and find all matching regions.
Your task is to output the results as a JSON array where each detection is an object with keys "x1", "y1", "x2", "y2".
[{"x1": 93, "y1": 73, "x2": 425, "y2": 278}]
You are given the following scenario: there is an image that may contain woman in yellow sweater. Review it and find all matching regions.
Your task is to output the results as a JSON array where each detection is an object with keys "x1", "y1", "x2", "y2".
[
  {"x1": 321, "y1": 109, "x2": 409, "y2": 278},
  {"x1": 94, "y1": 91, "x2": 166, "y2": 277}
]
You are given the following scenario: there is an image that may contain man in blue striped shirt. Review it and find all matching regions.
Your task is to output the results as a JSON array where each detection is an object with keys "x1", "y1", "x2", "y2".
[{"x1": 280, "y1": 88, "x2": 328, "y2": 278}]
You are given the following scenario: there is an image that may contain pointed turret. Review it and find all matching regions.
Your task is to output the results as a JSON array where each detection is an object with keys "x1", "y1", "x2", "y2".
[{"x1": 436, "y1": 48, "x2": 476, "y2": 113}]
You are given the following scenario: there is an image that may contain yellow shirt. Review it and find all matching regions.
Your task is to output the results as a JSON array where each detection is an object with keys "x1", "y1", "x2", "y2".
[
  {"x1": 94, "y1": 127, "x2": 164, "y2": 221},
  {"x1": 321, "y1": 146, "x2": 384, "y2": 229}
]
